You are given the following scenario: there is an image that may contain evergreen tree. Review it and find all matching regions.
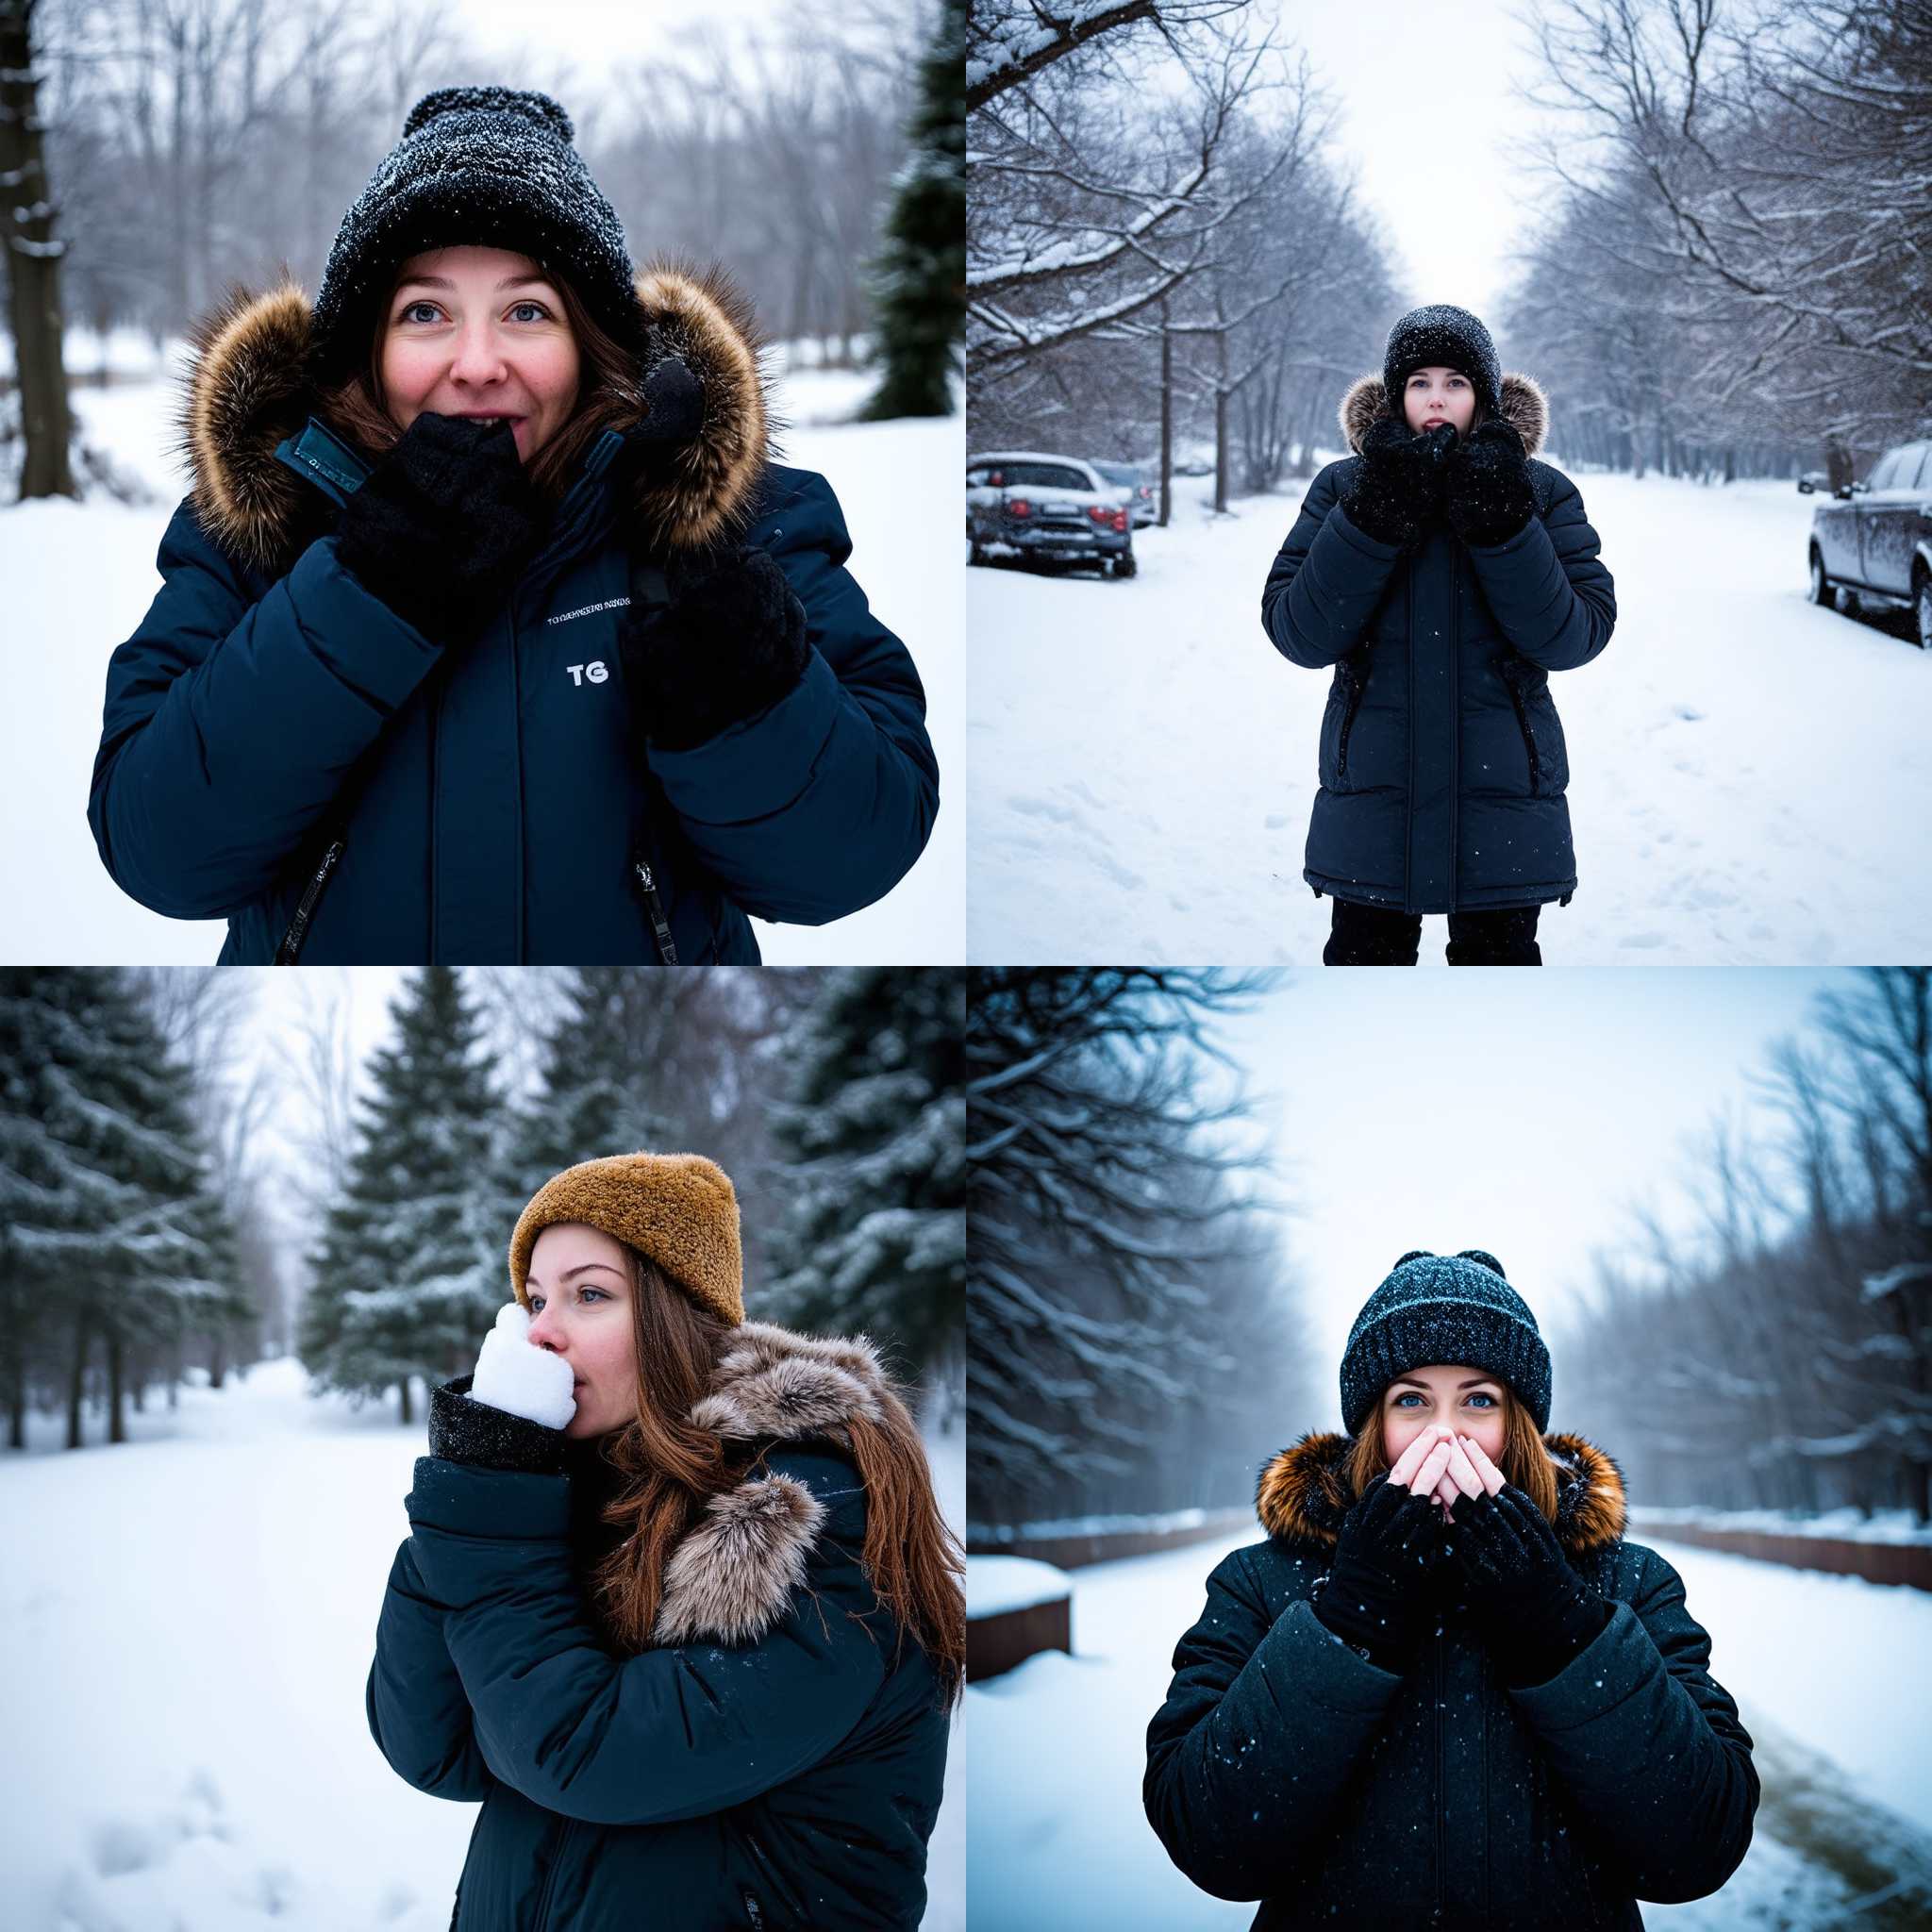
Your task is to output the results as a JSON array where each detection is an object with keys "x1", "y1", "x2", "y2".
[
  {"x1": 764, "y1": 970, "x2": 965, "y2": 1383},
  {"x1": 0, "y1": 968, "x2": 242, "y2": 1449},
  {"x1": 301, "y1": 968, "x2": 502, "y2": 1423},
  {"x1": 861, "y1": 0, "x2": 966, "y2": 419}
]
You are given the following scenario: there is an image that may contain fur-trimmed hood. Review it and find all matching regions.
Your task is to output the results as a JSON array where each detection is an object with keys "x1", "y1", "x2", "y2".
[
  {"x1": 1337, "y1": 369, "x2": 1550, "y2": 460},
  {"x1": 1254, "y1": 1428, "x2": 1627, "y2": 1560},
  {"x1": 175, "y1": 260, "x2": 774, "y2": 575},
  {"x1": 644, "y1": 1321, "x2": 890, "y2": 1647}
]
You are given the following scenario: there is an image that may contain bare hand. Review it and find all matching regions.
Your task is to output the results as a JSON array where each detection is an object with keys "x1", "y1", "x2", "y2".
[{"x1": 1390, "y1": 1424, "x2": 1506, "y2": 1520}]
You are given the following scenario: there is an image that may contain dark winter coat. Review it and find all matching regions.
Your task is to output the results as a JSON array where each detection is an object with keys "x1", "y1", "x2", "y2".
[
  {"x1": 1144, "y1": 1430, "x2": 1757, "y2": 1930},
  {"x1": 88, "y1": 269, "x2": 939, "y2": 964},
  {"x1": 1261, "y1": 375, "x2": 1617, "y2": 914},
  {"x1": 368, "y1": 1323, "x2": 950, "y2": 1931}
]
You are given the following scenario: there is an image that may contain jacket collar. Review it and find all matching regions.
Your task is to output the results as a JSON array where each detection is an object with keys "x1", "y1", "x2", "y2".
[
  {"x1": 1337, "y1": 369, "x2": 1551, "y2": 459},
  {"x1": 175, "y1": 262, "x2": 774, "y2": 575},
  {"x1": 575, "y1": 1322, "x2": 890, "y2": 1648},
  {"x1": 1254, "y1": 1427, "x2": 1627, "y2": 1559}
]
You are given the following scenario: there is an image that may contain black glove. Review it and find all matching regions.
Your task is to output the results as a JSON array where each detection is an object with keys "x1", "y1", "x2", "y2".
[
  {"x1": 1309, "y1": 1474, "x2": 1448, "y2": 1672},
  {"x1": 609, "y1": 352, "x2": 707, "y2": 496},
  {"x1": 1341, "y1": 418, "x2": 1457, "y2": 548},
  {"x1": 336, "y1": 412, "x2": 547, "y2": 643},
  {"x1": 426, "y1": 1374, "x2": 568, "y2": 1476},
  {"x1": 1444, "y1": 418, "x2": 1537, "y2": 546},
  {"x1": 1442, "y1": 1484, "x2": 1611, "y2": 1687},
  {"x1": 620, "y1": 544, "x2": 811, "y2": 754}
]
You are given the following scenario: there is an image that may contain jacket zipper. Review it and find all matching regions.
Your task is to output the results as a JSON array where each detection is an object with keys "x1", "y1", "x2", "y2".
[
  {"x1": 1433, "y1": 1621, "x2": 1445, "y2": 1920},
  {"x1": 1334, "y1": 659, "x2": 1367, "y2": 782},
  {"x1": 530, "y1": 1815, "x2": 575, "y2": 1932},
  {"x1": 743, "y1": 1824, "x2": 806, "y2": 1926},
  {"x1": 632, "y1": 858, "x2": 680, "y2": 963},
  {"x1": 1447, "y1": 550, "x2": 1460, "y2": 902},
  {"x1": 1502, "y1": 675, "x2": 1543, "y2": 792},
  {"x1": 274, "y1": 837, "x2": 343, "y2": 964}
]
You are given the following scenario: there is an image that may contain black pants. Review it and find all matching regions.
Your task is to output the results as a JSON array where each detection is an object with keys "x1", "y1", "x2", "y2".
[{"x1": 1324, "y1": 898, "x2": 1543, "y2": 966}]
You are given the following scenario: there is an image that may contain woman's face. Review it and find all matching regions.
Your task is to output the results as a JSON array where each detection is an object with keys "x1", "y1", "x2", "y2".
[
  {"x1": 379, "y1": 244, "x2": 580, "y2": 463},
  {"x1": 1402, "y1": 365, "x2": 1476, "y2": 438},
  {"x1": 525, "y1": 1222, "x2": 637, "y2": 1439},
  {"x1": 1382, "y1": 1362, "x2": 1507, "y2": 1508}
]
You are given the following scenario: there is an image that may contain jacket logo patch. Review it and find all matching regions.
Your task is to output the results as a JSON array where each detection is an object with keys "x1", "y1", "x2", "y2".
[
  {"x1": 565, "y1": 661, "x2": 609, "y2": 686},
  {"x1": 545, "y1": 595, "x2": 630, "y2": 626}
]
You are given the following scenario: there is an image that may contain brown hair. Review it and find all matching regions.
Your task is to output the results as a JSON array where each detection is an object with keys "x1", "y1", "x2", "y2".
[
  {"x1": 315, "y1": 253, "x2": 644, "y2": 509},
  {"x1": 583, "y1": 1248, "x2": 965, "y2": 1709},
  {"x1": 1341, "y1": 1374, "x2": 1559, "y2": 1524}
]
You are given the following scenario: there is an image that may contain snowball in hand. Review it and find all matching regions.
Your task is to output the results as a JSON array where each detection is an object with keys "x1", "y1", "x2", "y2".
[{"x1": 470, "y1": 1302, "x2": 578, "y2": 1429}]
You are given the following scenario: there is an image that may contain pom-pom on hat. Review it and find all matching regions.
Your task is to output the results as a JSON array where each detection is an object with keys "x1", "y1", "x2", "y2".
[
  {"x1": 308, "y1": 86, "x2": 642, "y2": 389},
  {"x1": 509, "y1": 1152, "x2": 744, "y2": 1327},
  {"x1": 1340, "y1": 1248, "x2": 1551, "y2": 1435},
  {"x1": 1382, "y1": 303, "x2": 1503, "y2": 422}
]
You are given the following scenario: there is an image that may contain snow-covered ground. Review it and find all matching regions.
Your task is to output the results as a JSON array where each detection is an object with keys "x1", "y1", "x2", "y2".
[
  {"x1": 968, "y1": 469, "x2": 1932, "y2": 965},
  {"x1": 0, "y1": 1357, "x2": 966, "y2": 1932},
  {"x1": 967, "y1": 1524, "x2": 1932, "y2": 1930},
  {"x1": 1, "y1": 353, "x2": 962, "y2": 965}
]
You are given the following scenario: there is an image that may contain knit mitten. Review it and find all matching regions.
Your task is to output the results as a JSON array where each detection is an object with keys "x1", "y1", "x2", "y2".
[
  {"x1": 1444, "y1": 419, "x2": 1537, "y2": 546},
  {"x1": 336, "y1": 412, "x2": 547, "y2": 643},
  {"x1": 1341, "y1": 418, "x2": 1456, "y2": 548},
  {"x1": 1310, "y1": 1475, "x2": 1448, "y2": 1672},
  {"x1": 1443, "y1": 1484, "x2": 1611, "y2": 1687},
  {"x1": 620, "y1": 544, "x2": 810, "y2": 753}
]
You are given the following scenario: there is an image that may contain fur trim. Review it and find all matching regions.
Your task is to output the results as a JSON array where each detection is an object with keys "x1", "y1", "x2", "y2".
[
  {"x1": 1255, "y1": 1426, "x2": 1626, "y2": 1558},
  {"x1": 652, "y1": 1472, "x2": 825, "y2": 1645},
  {"x1": 690, "y1": 1321, "x2": 890, "y2": 1441},
  {"x1": 176, "y1": 263, "x2": 775, "y2": 575},
  {"x1": 1338, "y1": 369, "x2": 1550, "y2": 460},
  {"x1": 509, "y1": 1151, "x2": 743, "y2": 1326}
]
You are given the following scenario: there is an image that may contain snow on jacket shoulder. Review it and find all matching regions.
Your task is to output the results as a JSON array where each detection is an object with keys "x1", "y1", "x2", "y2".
[
  {"x1": 1144, "y1": 1428, "x2": 1757, "y2": 1929},
  {"x1": 368, "y1": 1323, "x2": 950, "y2": 1932},
  {"x1": 1258, "y1": 372, "x2": 1616, "y2": 914},
  {"x1": 87, "y1": 268, "x2": 939, "y2": 963}
]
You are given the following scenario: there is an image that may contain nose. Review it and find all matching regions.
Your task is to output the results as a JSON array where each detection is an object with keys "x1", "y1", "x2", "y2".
[
  {"x1": 525, "y1": 1305, "x2": 563, "y2": 1351},
  {"x1": 447, "y1": 322, "x2": 510, "y2": 388}
]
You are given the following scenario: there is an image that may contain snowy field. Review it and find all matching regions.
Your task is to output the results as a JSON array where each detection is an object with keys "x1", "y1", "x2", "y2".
[
  {"x1": 0, "y1": 347, "x2": 963, "y2": 965},
  {"x1": 966, "y1": 1528, "x2": 1932, "y2": 1930},
  {"x1": 0, "y1": 1357, "x2": 966, "y2": 1932},
  {"x1": 967, "y1": 469, "x2": 1932, "y2": 966}
]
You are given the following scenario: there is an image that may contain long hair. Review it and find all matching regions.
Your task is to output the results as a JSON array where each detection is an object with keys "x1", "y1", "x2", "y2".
[
  {"x1": 1341, "y1": 1380, "x2": 1560, "y2": 1524},
  {"x1": 583, "y1": 1247, "x2": 966, "y2": 1709},
  {"x1": 314, "y1": 256, "x2": 644, "y2": 509}
]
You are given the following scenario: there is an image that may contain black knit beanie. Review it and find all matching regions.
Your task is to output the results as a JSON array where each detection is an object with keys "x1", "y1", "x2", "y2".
[
  {"x1": 1382, "y1": 304, "x2": 1502, "y2": 422},
  {"x1": 308, "y1": 87, "x2": 642, "y2": 389},
  {"x1": 1339, "y1": 1249, "x2": 1552, "y2": 1435}
]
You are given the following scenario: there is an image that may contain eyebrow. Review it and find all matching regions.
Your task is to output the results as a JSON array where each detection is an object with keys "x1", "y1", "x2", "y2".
[
  {"x1": 1392, "y1": 1376, "x2": 1498, "y2": 1391},
  {"x1": 526, "y1": 1262, "x2": 626, "y2": 1289},
  {"x1": 394, "y1": 274, "x2": 554, "y2": 293}
]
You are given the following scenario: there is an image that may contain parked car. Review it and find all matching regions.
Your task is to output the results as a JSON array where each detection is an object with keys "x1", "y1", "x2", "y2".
[
  {"x1": 1089, "y1": 458, "x2": 1158, "y2": 527},
  {"x1": 1173, "y1": 457, "x2": 1214, "y2": 477},
  {"x1": 1807, "y1": 439, "x2": 1932, "y2": 648},
  {"x1": 966, "y1": 452, "x2": 1137, "y2": 578}
]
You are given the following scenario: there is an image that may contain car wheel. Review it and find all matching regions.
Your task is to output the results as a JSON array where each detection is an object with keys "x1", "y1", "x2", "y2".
[
  {"x1": 969, "y1": 542, "x2": 988, "y2": 567},
  {"x1": 1832, "y1": 583, "x2": 1858, "y2": 620},
  {"x1": 1807, "y1": 550, "x2": 1830, "y2": 606},
  {"x1": 1112, "y1": 552, "x2": 1139, "y2": 579},
  {"x1": 1917, "y1": 575, "x2": 1932, "y2": 651}
]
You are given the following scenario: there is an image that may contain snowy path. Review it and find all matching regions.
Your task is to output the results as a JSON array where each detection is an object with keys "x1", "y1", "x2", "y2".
[
  {"x1": 0, "y1": 1359, "x2": 965, "y2": 1932},
  {"x1": 0, "y1": 365, "x2": 963, "y2": 966},
  {"x1": 966, "y1": 1526, "x2": 1932, "y2": 1930},
  {"x1": 968, "y1": 473, "x2": 1931, "y2": 965}
]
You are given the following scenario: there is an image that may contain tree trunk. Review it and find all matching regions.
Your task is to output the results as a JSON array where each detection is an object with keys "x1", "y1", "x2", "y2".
[
  {"x1": 0, "y1": 0, "x2": 77, "y2": 500},
  {"x1": 107, "y1": 1327, "x2": 125, "y2": 1444},
  {"x1": 398, "y1": 1376, "x2": 414, "y2": 1426},
  {"x1": 66, "y1": 1315, "x2": 90, "y2": 1449},
  {"x1": 1158, "y1": 304, "x2": 1173, "y2": 528}
]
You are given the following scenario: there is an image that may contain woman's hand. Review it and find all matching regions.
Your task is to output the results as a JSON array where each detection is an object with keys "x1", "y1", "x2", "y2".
[
  {"x1": 469, "y1": 1303, "x2": 577, "y2": 1429},
  {"x1": 1444, "y1": 418, "x2": 1536, "y2": 547},
  {"x1": 1391, "y1": 1424, "x2": 1502, "y2": 1519},
  {"x1": 1341, "y1": 417, "x2": 1456, "y2": 549}
]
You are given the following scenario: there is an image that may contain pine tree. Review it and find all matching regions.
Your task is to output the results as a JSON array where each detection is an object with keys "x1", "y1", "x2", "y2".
[
  {"x1": 764, "y1": 970, "x2": 965, "y2": 1383},
  {"x1": 0, "y1": 968, "x2": 241, "y2": 1449},
  {"x1": 301, "y1": 968, "x2": 502, "y2": 1423},
  {"x1": 861, "y1": 0, "x2": 966, "y2": 419}
]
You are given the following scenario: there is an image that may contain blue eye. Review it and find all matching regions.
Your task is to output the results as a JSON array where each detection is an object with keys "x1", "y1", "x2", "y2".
[
  {"x1": 509, "y1": 300, "x2": 550, "y2": 323},
  {"x1": 527, "y1": 1287, "x2": 607, "y2": 1312}
]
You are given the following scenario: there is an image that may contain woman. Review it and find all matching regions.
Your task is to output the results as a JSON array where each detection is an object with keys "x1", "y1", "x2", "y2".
[
  {"x1": 1261, "y1": 304, "x2": 1617, "y2": 965},
  {"x1": 88, "y1": 87, "x2": 938, "y2": 964},
  {"x1": 1143, "y1": 1249, "x2": 1757, "y2": 1926},
  {"x1": 368, "y1": 1151, "x2": 962, "y2": 1930}
]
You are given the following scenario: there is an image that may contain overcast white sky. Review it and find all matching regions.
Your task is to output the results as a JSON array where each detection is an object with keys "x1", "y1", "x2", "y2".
[{"x1": 1209, "y1": 969, "x2": 1848, "y2": 1400}]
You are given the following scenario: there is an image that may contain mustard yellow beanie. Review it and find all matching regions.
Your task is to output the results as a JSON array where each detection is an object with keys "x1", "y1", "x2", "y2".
[{"x1": 508, "y1": 1151, "x2": 744, "y2": 1325}]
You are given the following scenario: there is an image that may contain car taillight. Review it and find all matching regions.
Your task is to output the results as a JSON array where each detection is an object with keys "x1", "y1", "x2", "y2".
[
  {"x1": 1087, "y1": 505, "x2": 1109, "y2": 524},
  {"x1": 1008, "y1": 497, "x2": 1032, "y2": 519}
]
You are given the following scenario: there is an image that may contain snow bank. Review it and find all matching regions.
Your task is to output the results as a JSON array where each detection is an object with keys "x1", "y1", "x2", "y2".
[{"x1": 968, "y1": 1555, "x2": 1071, "y2": 1618}]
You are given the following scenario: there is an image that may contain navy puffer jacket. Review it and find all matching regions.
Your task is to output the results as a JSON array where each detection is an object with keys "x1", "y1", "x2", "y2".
[
  {"x1": 369, "y1": 1324, "x2": 952, "y2": 1931},
  {"x1": 88, "y1": 268, "x2": 938, "y2": 963},
  {"x1": 1261, "y1": 373, "x2": 1616, "y2": 914},
  {"x1": 1144, "y1": 1429, "x2": 1757, "y2": 1929}
]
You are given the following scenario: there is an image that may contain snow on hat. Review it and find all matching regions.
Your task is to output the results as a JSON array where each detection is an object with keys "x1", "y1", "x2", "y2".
[
  {"x1": 308, "y1": 86, "x2": 641, "y2": 388},
  {"x1": 1340, "y1": 1249, "x2": 1551, "y2": 1435},
  {"x1": 508, "y1": 1152, "x2": 744, "y2": 1327},
  {"x1": 1382, "y1": 304, "x2": 1503, "y2": 421}
]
